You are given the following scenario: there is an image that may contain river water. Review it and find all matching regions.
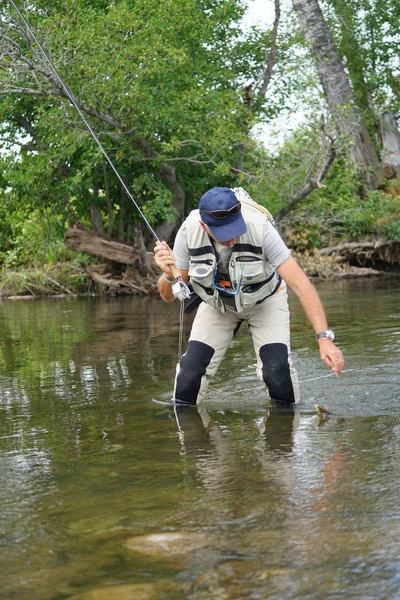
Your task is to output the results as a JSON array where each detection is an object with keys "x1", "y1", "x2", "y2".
[{"x1": 0, "y1": 278, "x2": 399, "y2": 600}]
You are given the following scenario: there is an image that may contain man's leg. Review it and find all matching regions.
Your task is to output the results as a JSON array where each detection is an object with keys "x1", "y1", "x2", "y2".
[
  {"x1": 247, "y1": 287, "x2": 300, "y2": 403},
  {"x1": 174, "y1": 304, "x2": 241, "y2": 404}
]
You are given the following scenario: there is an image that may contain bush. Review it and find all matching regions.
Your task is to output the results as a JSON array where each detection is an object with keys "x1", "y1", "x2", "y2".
[
  {"x1": 0, "y1": 208, "x2": 69, "y2": 268},
  {"x1": 285, "y1": 159, "x2": 400, "y2": 249}
]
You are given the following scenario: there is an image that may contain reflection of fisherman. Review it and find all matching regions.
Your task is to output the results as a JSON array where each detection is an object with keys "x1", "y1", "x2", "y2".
[
  {"x1": 175, "y1": 404, "x2": 298, "y2": 456},
  {"x1": 174, "y1": 404, "x2": 299, "y2": 495},
  {"x1": 154, "y1": 187, "x2": 344, "y2": 405}
]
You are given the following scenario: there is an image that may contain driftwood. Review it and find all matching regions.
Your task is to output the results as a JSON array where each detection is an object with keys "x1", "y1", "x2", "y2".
[
  {"x1": 86, "y1": 265, "x2": 156, "y2": 295},
  {"x1": 66, "y1": 225, "x2": 158, "y2": 294},
  {"x1": 319, "y1": 238, "x2": 400, "y2": 268},
  {"x1": 335, "y1": 266, "x2": 383, "y2": 278},
  {"x1": 66, "y1": 224, "x2": 136, "y2": 265}
]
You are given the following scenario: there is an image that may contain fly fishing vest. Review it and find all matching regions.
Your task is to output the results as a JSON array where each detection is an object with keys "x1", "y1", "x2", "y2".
[{"x1": 185, "y1": 203, "x2": 282, "y2": 313}]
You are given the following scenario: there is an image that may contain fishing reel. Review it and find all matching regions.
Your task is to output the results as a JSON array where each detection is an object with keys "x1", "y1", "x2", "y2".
[
  {"x1": 172, "y1": 278, "x2": 192, "y2": 301},
  {"x1": 162, "y1": 253, "x2": 191, "y2": 301}
]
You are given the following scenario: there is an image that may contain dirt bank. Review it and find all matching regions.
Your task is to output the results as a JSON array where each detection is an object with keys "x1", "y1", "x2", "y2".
[{"x1": 1, "y1": 251, "x2": 395, "y2": 299}]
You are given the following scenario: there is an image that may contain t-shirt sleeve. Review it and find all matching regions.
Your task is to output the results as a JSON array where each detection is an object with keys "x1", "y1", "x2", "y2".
[
  {"x1": 262, "y1": 220, "x2": 291, "y2": 268},
  {"x1": 172, "y1": 223, "x2": 190, "y2": 270}
]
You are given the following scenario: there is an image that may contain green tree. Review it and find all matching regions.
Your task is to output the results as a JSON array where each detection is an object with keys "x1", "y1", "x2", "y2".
[
  {"x1": 0, "y1": 0, "x2": 276, "y2": 248},
  {"x1": 292, "y1": 0, "x2": 383, "y2": 186}
]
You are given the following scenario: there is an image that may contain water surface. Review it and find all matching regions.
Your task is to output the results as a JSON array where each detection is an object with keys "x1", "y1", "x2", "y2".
[{"x1": 0, "y1": 278, "x2": 399, "y2": 599}]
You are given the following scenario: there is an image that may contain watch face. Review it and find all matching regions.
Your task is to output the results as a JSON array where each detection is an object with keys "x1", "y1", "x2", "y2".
[{"x1": 317, "y1": 330, "x2": 335, "y2": 341}]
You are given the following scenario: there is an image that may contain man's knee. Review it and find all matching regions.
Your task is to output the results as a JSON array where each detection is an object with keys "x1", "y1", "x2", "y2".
[
  {"x1": 259, "y1": 343, "x2": 295, "y2": 404},
  {"x1": 175, "y1": 340, "x2": 215, "y2": 405}
]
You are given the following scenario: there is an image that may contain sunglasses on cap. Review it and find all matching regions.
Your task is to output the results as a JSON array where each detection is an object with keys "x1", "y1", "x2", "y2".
[{"x1": 200, "y1": 202, "x2": 241, "y2": 220}]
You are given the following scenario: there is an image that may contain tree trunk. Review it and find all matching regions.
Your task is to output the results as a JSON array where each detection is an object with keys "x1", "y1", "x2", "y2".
[
  {"x1": 130, "y1": 136, "x2": 185, "y2": 243},
  {"x1": 152, "y1": 162, "x2": 185, "y2": 242},
  {"x1": 292, "y1": 0, "x2": 383, "y2": 187},
  {"x1": 90, "y1": 203, "x2": 104, "y2": 234},
  {"x1": 90, "y1": 181, "x2": 104, "y2": 234},
  {"x1": 103, "y1": 165, "x2": 114, "y2": 237},
  {"x1": 134, "y1": 224, "x2": 154, "y2": 276},
  {"x1": 232, "y1": 0, "x2": 281, "y2": 176},
  {"x1": 380, "y1": 113, "x2": 400, "y2": 179},
  {"x1": 118, "y1": 185, "x2": 127, "y2": 242},
  {"x1": 328, "y1": 0, "x2": 379, "y2": 143}
]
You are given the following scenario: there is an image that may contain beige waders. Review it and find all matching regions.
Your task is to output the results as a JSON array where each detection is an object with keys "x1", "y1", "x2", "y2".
[{"x1": 174, "y1": 285, "x2": 300, "y2": 404}]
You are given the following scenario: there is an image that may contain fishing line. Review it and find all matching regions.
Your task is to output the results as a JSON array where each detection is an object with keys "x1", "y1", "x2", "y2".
[
  {"x1": 9, "y1": 0, "x2": 158, "y2": 241},
  {"x1": 178, "y1": 300, "x2": 185, "y2": 361},
  {"x1": 8, "y1": 0, "x2": 191, "y2": 304},
  {"x1": 208, "y1": 367, "x2": 383, "y2": 397}
]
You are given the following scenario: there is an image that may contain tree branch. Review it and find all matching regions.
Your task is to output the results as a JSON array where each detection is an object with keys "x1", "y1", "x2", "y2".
[
  {"x1": 10, "y1": 115, "x2": 42, "y2": 147},
  {"x1": 275, "y1": 134, "x2": 337, "y2": 222},
  {"x1": 257, "y1": 0, "x2": 281, "y2": 98}
]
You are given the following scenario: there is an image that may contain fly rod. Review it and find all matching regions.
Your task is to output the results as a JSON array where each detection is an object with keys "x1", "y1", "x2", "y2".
[{"x1": 8, "y1": 0, "x2": 190, "y2": 300}]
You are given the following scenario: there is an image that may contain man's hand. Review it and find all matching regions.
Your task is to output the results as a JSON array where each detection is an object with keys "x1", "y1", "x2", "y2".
[
  {"x1": 154, "y1": 241, "x2": 176, "y2": 278},
  {"x1": 318, "y1": 339, "x2": 344, "y2": 376}
]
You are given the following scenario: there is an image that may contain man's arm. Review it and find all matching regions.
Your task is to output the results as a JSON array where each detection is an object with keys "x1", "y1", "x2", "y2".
[
  {"x1": 154, "y1": 241, "x2": 189, "y2": 303},
  {"x1": 277, "y1": 256, "x2": 344, "y2": 376}
]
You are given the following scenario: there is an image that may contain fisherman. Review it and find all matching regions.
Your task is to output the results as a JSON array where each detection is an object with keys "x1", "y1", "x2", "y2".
[{"x1": 154, "y1": 187, "x2": 344, "y2": 405}]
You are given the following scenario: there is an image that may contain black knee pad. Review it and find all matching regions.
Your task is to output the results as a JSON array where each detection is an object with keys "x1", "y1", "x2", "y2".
[
  {"x1": 175, "y1": 340, "x2": 215, "y2": 405},
  {"x1": 259, "y1": 343, "x2": 295, "y2": 404}
]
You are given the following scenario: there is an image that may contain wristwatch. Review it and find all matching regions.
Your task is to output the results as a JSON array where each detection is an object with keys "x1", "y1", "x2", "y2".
[
  {"x1": 316, "y1": 330, "x2": 335, "y2": 342},
  {"x1": 163, "y1": 272, "x2": 178, "y2": 284}
]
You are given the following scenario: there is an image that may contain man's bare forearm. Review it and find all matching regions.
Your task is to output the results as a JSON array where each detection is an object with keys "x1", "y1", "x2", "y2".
[{"x1": 278, "y1": 257, "x2": 328, "y2": 333}]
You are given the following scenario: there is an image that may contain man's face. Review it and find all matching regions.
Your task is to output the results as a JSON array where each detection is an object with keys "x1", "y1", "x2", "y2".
[{"x1": 200, "y1": 221, "x2": 238, "y2": 247}]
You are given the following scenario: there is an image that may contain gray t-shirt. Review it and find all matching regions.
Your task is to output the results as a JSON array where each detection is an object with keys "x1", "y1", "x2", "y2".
[{"x1": 173, "y1": 218, "x2": 290, "y2": 270}]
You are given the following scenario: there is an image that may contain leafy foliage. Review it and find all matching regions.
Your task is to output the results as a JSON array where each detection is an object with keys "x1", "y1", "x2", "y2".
[
  {"x1": 0, "y1": 0, "x2": 399, "y2": 278},
  {"x1": 0, "y1": 0, "x2": 274, "y2": 251},
  {"x1": 285, "y1": 163, "x2": 400, "y2": 249}
]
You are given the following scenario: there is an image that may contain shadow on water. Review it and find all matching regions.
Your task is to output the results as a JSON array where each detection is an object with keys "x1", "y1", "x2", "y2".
[{"x1": 0, "y1": 278, "x2": 399, "y2": 599}]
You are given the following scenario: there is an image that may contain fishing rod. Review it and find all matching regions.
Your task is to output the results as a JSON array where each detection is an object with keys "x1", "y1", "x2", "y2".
[{"x1": 8, "y1": 0, "x2": 191, "y2": 301}]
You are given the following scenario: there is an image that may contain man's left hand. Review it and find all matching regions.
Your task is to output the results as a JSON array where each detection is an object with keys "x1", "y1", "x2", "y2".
[{"x1": 318, "y1": 339, "x2": 344, "y2": 376}]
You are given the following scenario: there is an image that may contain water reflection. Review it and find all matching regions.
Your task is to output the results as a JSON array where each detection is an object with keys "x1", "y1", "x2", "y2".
[
  {"x1": 174, "y1": 403, "x2": 298, "y2": 487},
  {"x1": 0, "y1": 279, "x2": 399, "y2": 599}
]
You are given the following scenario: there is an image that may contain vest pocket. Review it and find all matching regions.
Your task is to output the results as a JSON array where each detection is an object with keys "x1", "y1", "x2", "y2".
[
  {"x1": 189, "y1": 259, "x2": 215, "y2": 289},
  {"x1": 236, "y1": 256, "x2": 264, "y2": 281},
  {"x1": 241, "y1": 274, "x2": 279, "y2": 308}
]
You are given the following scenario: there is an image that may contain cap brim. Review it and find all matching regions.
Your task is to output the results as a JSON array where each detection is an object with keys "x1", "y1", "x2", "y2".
[{"x1": 208, "y1": 212, "x2": 247, "y2": 242}]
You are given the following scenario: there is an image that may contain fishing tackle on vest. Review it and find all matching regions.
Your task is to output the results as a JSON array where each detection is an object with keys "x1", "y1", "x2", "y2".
[{"x1": 8, "y1": 0, "x2": 191, "y2": 302}]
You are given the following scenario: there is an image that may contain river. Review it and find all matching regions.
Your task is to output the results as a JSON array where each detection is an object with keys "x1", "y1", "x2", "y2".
[{"x1": 0, "y1": 277, "x2": 399, "y2": 599}]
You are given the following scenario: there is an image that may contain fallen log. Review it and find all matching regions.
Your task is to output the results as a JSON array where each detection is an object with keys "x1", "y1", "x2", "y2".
[
  {"x1": 65, "y1": 225, "x2": 159, "y2": 294},
  {"x1": 86, "y1": 265, "x2": 156, "y2": 295},
  {"x1": 335, "y1": 266, "x2": 383, "y2": 278},
  {"x1": 319, "y1": 238, "x2": 400, "y2": 267},
  {"x1": 66, "y1": 224, "x2": 136, "y2": 265}
]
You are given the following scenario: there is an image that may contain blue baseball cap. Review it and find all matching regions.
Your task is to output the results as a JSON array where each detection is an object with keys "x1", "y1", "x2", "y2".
[{"x1": 198, "y1": 187, "x2": 247, "y2": 242}]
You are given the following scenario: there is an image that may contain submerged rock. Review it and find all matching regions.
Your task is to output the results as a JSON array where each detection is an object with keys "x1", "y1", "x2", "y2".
[
  {"x1": 70, "y1": 583, "x2": 158, "y2": 600},
  {"x1": 71, "y1": 581, "x2": 178, "y2": 600},
  {"x1": 124, "y1": 531, "x2": 209, "y2": 556}
]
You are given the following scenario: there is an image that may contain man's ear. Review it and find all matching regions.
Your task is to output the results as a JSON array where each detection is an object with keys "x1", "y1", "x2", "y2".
[{"x1": 199, "y1": 220, "x2": 208, "y2": 232}]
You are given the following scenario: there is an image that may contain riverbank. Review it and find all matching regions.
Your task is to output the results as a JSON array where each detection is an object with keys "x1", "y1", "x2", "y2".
[
  {"x1": 0, "y1": 251, "x2": 396, "y2": 299},
  {"x1": 292, "y1": 251, "x2": 391, "y2": 280},
  {"x1": 0, "y1": 263, "x2": 91, "y2": 299}
]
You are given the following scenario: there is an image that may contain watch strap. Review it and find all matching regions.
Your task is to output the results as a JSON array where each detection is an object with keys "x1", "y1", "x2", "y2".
[
  {"x1": 163, "y1": 272, "x2": 178, "y2": 284},
  {"x1": 316, "y1": 330, "x2": 335, "y2": 341}
]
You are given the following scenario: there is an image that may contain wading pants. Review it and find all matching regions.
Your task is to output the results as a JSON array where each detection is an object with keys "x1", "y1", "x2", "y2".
[{"x1": 174, "y1": 285, "x2": 300, "y2": 405}]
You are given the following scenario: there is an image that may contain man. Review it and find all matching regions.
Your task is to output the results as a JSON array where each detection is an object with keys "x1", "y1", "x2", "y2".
[{"x1": 154, "y1": 186, "x2": 344, "y2": 405}]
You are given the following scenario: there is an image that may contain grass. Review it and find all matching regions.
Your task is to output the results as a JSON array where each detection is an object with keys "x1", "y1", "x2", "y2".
[{"x1": 0, "y1": 263, "x2": 93, "y2": 297}]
